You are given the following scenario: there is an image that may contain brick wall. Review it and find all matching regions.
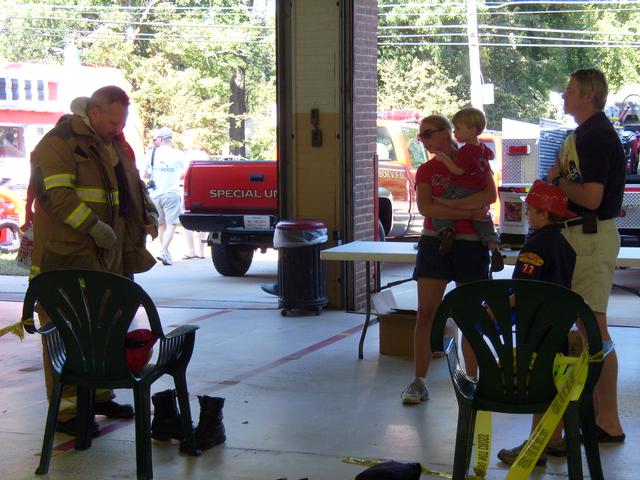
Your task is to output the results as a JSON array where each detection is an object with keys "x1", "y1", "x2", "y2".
[{"x1": 350, "y1": 0, "x2": 377, "y2": 310}]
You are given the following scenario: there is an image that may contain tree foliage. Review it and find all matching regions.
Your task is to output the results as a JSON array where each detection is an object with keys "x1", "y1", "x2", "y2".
[
  {"x1": 378, "y1": 0, "x2": 640, "y2": 129},
  {"x1": 0, "y1": 0, "x2": 276, "y2": 157},
  {"x1": 2, "y1": 0, "x2": 640, "y2": 143}
]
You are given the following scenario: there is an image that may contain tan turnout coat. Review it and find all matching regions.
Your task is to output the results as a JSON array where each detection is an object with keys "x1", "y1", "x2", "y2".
[{"x1": 30, "y1": 114, "x2": 155, "y2": 277}]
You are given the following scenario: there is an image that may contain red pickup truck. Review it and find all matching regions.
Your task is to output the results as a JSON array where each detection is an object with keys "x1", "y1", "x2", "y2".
[{"x1": 180, "y1": 119, "x2": 428, "y2": 276}]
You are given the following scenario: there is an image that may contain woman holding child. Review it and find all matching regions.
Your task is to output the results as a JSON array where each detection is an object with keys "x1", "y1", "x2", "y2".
[{"x1": 401, "y1": 114, "x2": 498, "y2": 404}]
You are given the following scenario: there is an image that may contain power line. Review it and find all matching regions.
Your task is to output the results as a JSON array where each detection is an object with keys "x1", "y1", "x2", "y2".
[
  {"x1": 6, "y1": 16, "x2": 274, "y2": 30},
  {"x1": 479, "y1": 23, "x2": 640, "y2": 36},
  {"x1": 379, "y1": 1, "x2": 467, "y2": 7},
  {"x1": 5, "y1": 24, "x2": 636, "y2": 49},
  {"x1": 380, "y1": 6, "x2": 640, "y2": 16},
  {"x1": 378, "y1": 41, "x2": 640, "y2": 47},
  {"x1": 485, "y1": 0, "x2": 640, "y2": 7},
  {"x1": 0, "y1": 27, "x2": 274, "y2": 45},
  {"x1": 379, "y1": 24, "x2": 468, "y2": 30},
  {"x1": 479, "y1": 32, "x2": 640, "y2": 45},
  {"x1": 479, "y1": 6, "x2": 640, "y2": 15},
  {"x1": 379, "y1": 24, "x2": 640, "y2": 39},
  {"x1": 379, "y1": 32, "x2": 468, "y2": 38},
  {"x1": 16, "y1": 3, "x2": 266, "y2": 12},
  {"x1": 379, "y1": 0, "x2": 640, "y2": 7},
  {"x1": 12, "y1": 3, "x2": 276, "y2": 20},
  {"x1": 378, "y1": 32, "x2": 640, "y2": 46}
]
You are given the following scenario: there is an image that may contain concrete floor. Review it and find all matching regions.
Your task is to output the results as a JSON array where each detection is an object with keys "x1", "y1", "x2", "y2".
[{"x1": 0, "y1": 245, "x2": 638, "y2": 479}]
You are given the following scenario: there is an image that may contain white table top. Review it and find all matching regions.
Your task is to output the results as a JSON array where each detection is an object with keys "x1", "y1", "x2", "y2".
[{"x1": 321, "y1": 240, "x2": 640, "y2": 268}]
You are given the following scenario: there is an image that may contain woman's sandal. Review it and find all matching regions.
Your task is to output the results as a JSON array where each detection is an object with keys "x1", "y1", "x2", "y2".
[{"x1": 595, "y1": 425, "x2": 626, "y2": 443}]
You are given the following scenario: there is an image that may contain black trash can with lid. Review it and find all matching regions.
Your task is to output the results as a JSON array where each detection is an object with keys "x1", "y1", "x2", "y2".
[{"x1": 274, "y1": 219, "x2": 328, "y2": 316}]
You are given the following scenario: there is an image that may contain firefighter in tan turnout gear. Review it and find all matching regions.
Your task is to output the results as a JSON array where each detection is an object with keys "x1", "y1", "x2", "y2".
[{"x1": 29, "y1": 85, "x2": 154, "y2": 436}]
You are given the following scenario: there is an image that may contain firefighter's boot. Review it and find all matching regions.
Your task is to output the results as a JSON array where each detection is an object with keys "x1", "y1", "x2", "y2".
[
  {"x1": 181, "y1": 395, "x2": 226, "y2": 451},
  {"x1": 151, "y1": 389, "x2": 183, "y2": 441}
]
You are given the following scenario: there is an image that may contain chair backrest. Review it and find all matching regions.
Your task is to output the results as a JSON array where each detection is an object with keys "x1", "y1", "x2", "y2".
[
  {"x1": 431, "y1": 279, "x2": 602, "y2": 412},
  {"x1": 22, "y1": 269, "x2": 163, "y2": 382}
]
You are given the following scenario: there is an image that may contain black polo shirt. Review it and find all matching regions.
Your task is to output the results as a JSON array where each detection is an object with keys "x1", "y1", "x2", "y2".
[
  {"x1": 569, "y1": 111, "x2": 625, "y2": 219},
  {"x1": 513, "y1": 224, "x2": 576, "y2": 288}
]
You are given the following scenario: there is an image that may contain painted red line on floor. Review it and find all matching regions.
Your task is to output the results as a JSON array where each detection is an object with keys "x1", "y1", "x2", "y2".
[
  {"x1": 0, "y1": 312, "x2": 231, "y2": 388},
  {"x1": 188, "y1": 308, "x2": 234, "y2": 323},
  {"x1": 199, "y1": 323, "x2": 363, "y2": 394},
  {"x1": 43, "y1": 321, "x2": 363, "y2": 454},
  {"x1": 168, "y1": 308, "x2": 233, "y2": 325},
  {"x1": 54, "y1": 421, "x2": 122, "y2": 452}
]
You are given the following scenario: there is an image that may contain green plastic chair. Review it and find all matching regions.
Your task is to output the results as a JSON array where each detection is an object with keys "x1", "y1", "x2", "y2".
[
  {"x1": 22, "y1": 269, "x2": 201, "y2": 480},
  {"x1": 430, "y1": 279, "x2": 606, "y2": 480}
]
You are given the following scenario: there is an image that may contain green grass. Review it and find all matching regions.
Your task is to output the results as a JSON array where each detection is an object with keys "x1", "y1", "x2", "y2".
[{"x1": 0, "y1": 252, "x2": 29, "y2": 276}]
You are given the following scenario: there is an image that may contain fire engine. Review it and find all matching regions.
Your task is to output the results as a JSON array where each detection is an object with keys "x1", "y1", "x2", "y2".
[{"x1": 498, "y1": 103, "x2": 640, "y2": 245}]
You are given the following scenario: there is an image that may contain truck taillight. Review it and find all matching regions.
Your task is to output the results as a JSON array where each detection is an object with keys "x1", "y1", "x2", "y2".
[
  {"x1": 183, "y1": 166, "x2": 191, "y2": 207},
  {"x1": 620, "y1": 209, "x2": 626, "y2": 217}
]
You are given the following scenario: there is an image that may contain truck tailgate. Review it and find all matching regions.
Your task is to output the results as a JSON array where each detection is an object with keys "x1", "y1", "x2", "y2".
[{"x1": 184, "y1": 160, "x2": 277, "y2": 214}]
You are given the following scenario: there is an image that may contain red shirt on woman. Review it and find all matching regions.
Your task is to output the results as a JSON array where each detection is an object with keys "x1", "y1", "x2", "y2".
[{"x1": 415, "y1": 158, "x2": 477, "y2": 235}]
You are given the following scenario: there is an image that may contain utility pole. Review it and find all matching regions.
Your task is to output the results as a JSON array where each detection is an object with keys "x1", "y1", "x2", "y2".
[{"x1": 467, "y1": 0, "x2": 483, "y2": 111}]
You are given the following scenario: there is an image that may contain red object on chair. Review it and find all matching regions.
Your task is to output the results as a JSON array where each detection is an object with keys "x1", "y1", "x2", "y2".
[{"x1": 125, "y1": 329, "x2": 157, "y2": 374}]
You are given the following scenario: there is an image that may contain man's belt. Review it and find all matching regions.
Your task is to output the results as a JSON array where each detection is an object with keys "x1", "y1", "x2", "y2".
[
  {"x1": 560, "y1": 217, "x2": 585, "y2": 229},
  {"x1": 560, "y1": 215, "x2": 612, "y2": 229}
]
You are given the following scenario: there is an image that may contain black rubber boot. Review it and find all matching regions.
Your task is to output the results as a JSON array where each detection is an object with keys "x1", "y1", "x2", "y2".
[
  {"x1": 151, "y1": 389, "x2": 184, "y2": 441},
  {"x1": 181, "y1": 395, "x2": 226, "y2": 451}
]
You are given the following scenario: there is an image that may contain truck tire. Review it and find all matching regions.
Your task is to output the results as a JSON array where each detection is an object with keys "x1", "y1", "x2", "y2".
[{"x1": 212, "y1": 244, "x2": 254, "y2": 276}]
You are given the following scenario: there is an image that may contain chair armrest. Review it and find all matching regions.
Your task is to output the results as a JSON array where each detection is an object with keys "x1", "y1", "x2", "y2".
[
  {"x1": 443, "y1": 336, "x2": 455, "y2": 354},
  {"x1": 164, "y1": 324, "x2": 199, "y2": 339},
  {"x1": 602, "y1": 340, "x2": 614, "y2": 358},
  {"x1": 39, "y1": 324, "x2": 66, "y2": 375},
  {"x1": 155, "y1": 325, "x2": 198, "y2": 369},
  {"x1": 445, "y1": 337, "x2": 477, "y2": 401}
]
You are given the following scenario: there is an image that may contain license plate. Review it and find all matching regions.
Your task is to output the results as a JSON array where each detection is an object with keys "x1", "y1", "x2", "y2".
[{"x1": 244, "y1": 215, "x2": 270, "y2": 230}]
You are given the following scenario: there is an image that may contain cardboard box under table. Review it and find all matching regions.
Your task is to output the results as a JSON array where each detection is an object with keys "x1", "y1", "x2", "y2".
[{"x1": 371, "y1": 290, "x2": 416, "y2": 357}]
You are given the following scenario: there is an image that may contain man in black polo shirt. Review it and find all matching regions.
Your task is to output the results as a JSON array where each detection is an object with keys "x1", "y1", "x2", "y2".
[{"x1": 547, "y1": 68, "x2": 626, "y2": 443}]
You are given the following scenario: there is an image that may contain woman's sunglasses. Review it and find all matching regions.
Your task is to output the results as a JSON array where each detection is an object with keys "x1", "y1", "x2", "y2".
[{"x1": 416, "y1": 128, "x2": 444, "y2": 141}]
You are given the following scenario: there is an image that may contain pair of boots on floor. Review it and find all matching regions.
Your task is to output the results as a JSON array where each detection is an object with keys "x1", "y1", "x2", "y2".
[{"x1": 151, "y1": 389, "x2": 225, "y2": 451}]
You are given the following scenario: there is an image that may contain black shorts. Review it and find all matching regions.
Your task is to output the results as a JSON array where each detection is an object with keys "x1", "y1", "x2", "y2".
[{"x1": 413, "y1": 235, "x2": 489, "y2": 283}]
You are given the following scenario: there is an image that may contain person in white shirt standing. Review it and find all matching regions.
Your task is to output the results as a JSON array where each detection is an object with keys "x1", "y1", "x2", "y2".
[{"x1": 144, "y1": 127, "x2": 184, "y2": 265}]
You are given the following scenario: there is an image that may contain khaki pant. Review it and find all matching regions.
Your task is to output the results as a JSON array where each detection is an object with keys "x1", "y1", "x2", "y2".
[
  {"x1": 39, "y1": 309, "x2": 115, "y2": 422},
  {"x1": 561, "y1": 219, "x2": 619, "y2": 313}
]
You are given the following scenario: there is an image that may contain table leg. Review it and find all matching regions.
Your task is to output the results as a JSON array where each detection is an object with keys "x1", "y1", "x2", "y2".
[{"x1": 358, "y1": 261, "x2": 371, "y2": 359}]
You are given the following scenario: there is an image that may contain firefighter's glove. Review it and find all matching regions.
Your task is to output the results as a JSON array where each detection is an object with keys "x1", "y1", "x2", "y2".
[{"x1": 89, "y1": 220, "x2": 117, "y2": 248}]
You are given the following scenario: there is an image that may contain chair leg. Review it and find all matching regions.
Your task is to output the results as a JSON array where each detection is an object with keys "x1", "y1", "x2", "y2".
[
  {"x1": 173, "y1": 372, "x2": 199, "y2": 456},
  {"x1": 75, "y1": 387, "x2": 95, "y2": 451},
  {"x1": 133, "y1": 386, "x2": 153, "y2": 480},
  {"x1": 580, "y1": 397, "x2": 604, "y2": 480},
  {"x1": 36, "y1": 381, "x2": 63, "y2": 475},
  {"x1": 564, "y1": 403, "x2": 584, "y2": 480},
  {"x1": 452, "y1": 405, "x2": 476, "y2": 480}
]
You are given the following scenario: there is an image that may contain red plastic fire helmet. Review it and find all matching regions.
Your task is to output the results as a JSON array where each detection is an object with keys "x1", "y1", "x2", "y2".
[
  {"x1": 125, "y1": 329, "x2": 157, "y2": 375},
  {"x1": 525, "y1": 179, "x2": 577, "y2": 219}
]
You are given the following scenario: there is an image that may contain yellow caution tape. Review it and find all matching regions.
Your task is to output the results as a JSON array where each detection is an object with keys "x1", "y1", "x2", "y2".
[
  {"x1": 344, "y1": 348, "x2": 601, "y2": 480},
  {"x1": 504, "y1": 348, "x2": 591, "y2": 480},
  {"x1": 342, "y1": 456, "x2": 457, "y2": 479},
  {"x1": 0, "y1": 317, "x2": 33, "y2": 340},
  {"x1": 473, "y1": 410, "x2": 492, "y2": 478}
]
